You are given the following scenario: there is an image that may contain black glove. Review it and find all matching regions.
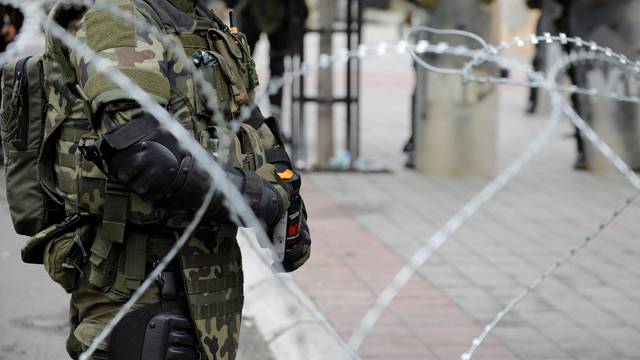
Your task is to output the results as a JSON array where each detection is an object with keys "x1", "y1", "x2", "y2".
[{"x1": 81, "y1": 114, "x2": 284, "y2": 228}]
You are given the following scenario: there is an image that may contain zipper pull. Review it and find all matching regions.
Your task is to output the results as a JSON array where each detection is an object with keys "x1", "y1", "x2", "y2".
[{"x1": 12, "y1": 73, "x2": 22, "y2": 96}]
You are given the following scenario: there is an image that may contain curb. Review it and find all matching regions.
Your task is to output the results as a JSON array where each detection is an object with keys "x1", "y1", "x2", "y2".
[{"x1": 238, "y1": 230, "x2": 355, "y2": 360}]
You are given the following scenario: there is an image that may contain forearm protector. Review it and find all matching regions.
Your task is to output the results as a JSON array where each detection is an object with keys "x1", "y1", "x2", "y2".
[{"x1": 79, "y1": 113, "x2": 284, "y2": 228}]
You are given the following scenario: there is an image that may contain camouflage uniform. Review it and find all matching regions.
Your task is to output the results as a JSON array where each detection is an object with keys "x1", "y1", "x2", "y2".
[{"x1": 39, "y1": 0, "x2": 308, "y2": 358}]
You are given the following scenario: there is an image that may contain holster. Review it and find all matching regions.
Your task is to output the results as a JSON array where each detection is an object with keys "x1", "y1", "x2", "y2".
[{"x1": 109, "y1": 301, "x2": 199, "y2": 360}]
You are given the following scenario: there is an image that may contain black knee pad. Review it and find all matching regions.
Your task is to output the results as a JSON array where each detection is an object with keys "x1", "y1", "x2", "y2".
[{"x1": 109, "y1": 302, "x2": 199, "y2": 360}]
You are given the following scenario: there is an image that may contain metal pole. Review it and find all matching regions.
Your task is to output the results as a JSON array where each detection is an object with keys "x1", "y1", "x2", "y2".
[
  {"x1": 354, "y1": 0, "x2": 362, "y2": 159},
  {"x1": 346, "y1": 0, "x2": 353, "y2": 163},
  {"x1": 317, "y1": 0, "x2": 335, "y2": 167}
]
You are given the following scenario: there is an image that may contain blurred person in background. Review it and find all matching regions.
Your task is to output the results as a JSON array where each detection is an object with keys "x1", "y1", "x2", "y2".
[
  {"x1": 525, "y1": 0, "x2": 589, "y2": 169},
  {"x1": 569, "y1": 0, "x2": 640, "y2": 171},
  {"x1": 0, "y1": 4, "x2": 22, "y2": 50},
  {"x1": 224, "y1": 0, "x2": 308, "y2": 119},
  {"x1": 0, "y1": 4, "x2": 24, "y2": 166},
  {"x1": 401, "y1": 0, "x2": 436, "y2": 169},
  {"x1": 525, "y1": 0, "x2": 561, "y2": 114}
]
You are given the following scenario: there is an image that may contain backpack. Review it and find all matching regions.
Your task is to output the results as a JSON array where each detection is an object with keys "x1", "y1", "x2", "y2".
[{"x1": 0, "y1": 55, "x2": 65, "y2": 237}]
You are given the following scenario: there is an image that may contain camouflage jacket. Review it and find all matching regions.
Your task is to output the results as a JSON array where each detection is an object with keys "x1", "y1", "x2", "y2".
[{"x1": 41, "y1": 0, "x2": 293, "y2": 358}]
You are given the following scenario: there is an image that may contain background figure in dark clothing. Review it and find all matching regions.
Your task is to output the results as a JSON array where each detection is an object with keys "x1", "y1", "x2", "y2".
[
  {"x1": 402, "y1": 0, "x2": 436, "y2": 169},
  {"x1": 525, "y1": 0, "x2": 557, "y2": 114},
  {"x1": 0, "y1": 4, "x2": 24, "y2": 166},
  {"x1": 526, "y1": 0, "x2": 588, "y2": 169},
  {"x1": 1, "y1": 5, "x2": 22, "y2": 47},
  {"x1": 225, "y1": 0, "x2": 308, "y2": 119}
]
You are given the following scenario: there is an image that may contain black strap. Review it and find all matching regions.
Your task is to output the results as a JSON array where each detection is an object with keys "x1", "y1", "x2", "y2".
[
  {"x1": 243, "y1": 108, "x2": 266, "y2": 130},
  {"x1": 265, "y1": 148, "x2": 292, "y2": 168},
  {"x1": 102, "y1": 114, "x2": 158, "y2": 151}
]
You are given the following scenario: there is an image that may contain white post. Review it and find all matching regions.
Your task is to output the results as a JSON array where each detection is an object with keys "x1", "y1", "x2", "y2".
[{"x1": 414, "y1": 0, "x2": 500, "y2": 177}]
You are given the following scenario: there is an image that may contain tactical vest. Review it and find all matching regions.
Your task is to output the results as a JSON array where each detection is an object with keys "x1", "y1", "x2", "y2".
[{"x1": 40, "y1": 0, "x2": 269, "y2": 303}]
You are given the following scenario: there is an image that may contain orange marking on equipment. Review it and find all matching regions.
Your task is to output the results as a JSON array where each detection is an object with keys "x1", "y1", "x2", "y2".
[{"x1": 278, "y1": 169, "x2": 294, "y2": 180}]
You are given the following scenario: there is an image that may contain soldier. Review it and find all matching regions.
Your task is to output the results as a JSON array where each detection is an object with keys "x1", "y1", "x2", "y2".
[
  {"x1": 525, "y1": 0, "x2": 562, "y2": 114},
  {"x1": 36, "y1": 0, "x2": 311, "y2": 359},
  {"x1": 224, "y1": 0, "x2": 308, "y2": 119}
]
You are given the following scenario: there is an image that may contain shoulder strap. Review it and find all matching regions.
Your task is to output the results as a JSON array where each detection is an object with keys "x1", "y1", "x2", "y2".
[
  {"x1": 195, "y1": 1, "x2": 227, "y2": 29},
  {"x1": 135, "y1": 0, "x2": 197, "y2": 32},
  {"x1": 130, "y1": 0, "x2": 164, "y2": 29}
]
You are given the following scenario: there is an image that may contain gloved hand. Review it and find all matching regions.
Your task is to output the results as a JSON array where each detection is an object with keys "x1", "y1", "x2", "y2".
[
  {"x1": 81, "y1": 114, "x2": 285, "y2": 227},
  {"x1": 281, "y1": 206, "x2": 311, "y2": 272}
]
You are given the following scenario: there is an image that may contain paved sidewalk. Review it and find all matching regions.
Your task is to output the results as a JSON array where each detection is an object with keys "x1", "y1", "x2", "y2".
[
  {"x1": 284, "y1": 8, "x2": 640, "y2": 360},
  {"x1": 296, "y1": 181, "x2": 515, "y2": 359}
]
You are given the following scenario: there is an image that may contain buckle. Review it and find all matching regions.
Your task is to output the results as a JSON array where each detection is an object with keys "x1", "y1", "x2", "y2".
[{"x1": 78, "y1": 138, "x2": 102, "y2": 163}]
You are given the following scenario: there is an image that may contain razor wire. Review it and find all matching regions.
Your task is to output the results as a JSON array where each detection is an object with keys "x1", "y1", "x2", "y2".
[
  {"x1": 348, "y1": 28, "x2": 640, "y2": 351},
  {"x1": 347, "y1": 27, "x2": 566, "y2": 351},
  {"x1": 462, "y1": 185, "x2": 640, "y2": 357},
  {"x1": 3, "y1": 1, "x2": 640, "y2": 358},
  {"x1": 347, "y1": 95, "x2": 565, "y2": 351},
  {"x1": 406, "y1": 27, "x2": 640, "y2": 105},
  {"x1": 461, "y1": 193, "x2": 640, "y2": 360},
  {"x1": 461, "y1": 49, "x2": 640, "y2": 359}
]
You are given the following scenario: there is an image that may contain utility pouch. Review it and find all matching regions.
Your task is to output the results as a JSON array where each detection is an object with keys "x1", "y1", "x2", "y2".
[
  {"x1": 88, "y1": 233, "x2": 122, "y2": 291},
  {"x1": 206, "y1": 125, "x2": 243, "y2": 167},
  {"x1": 88, "y1": 182, "x2": 129, "y2": 291},
  {"x1": 21, "y1": 214, "x2": 91, "y2": 292},
  {"x1": 191, "y1": 50, "x2": 235, "y2": 115},
  {"x1": 233, "y1": 32, "x2": 260, "y2": 91},
  {"x1": 208, "y1": 29, "x2": 252, "y2": 105},
  {"x1": 209, "y1": 29, "x2": 260, "y2": 95},
  {"x1": 238, "y1": 123, "x2": 267, "y2": 171},
  {"x1": 44, "y1": 222, "x2": 93, "y2": 293}
]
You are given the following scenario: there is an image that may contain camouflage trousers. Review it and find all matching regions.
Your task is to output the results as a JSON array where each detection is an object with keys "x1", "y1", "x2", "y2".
[{"x1": 65, "y1": 226, "x2": 244, "y2": 360}]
